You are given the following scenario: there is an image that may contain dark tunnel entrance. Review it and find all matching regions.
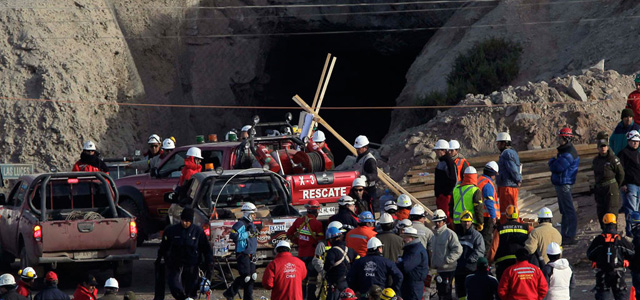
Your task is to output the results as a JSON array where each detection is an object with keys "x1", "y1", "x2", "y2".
[{"x1": 257, "y1": 32, "x2": 430, "y2": 162}]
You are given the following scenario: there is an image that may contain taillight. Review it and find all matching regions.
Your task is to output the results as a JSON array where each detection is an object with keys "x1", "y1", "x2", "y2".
[
  {"x1": 33, "y1": 225, "x2": 42, "y2": 242},
  {"x1": 203, "y1": 224, "x2": 210, "y2": 237},
  {"x1": 129, "y1": 221, "x2": 137, "y2": 238}
]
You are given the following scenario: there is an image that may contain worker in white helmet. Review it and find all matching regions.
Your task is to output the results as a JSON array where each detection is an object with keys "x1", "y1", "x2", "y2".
[
  {"x1": 149, "y1": 138, "x2": 176, "y2": 170},
  {"x1": 240, "y1": 125, "x2": 252, "y2": 140},
  {"x1": 312, "y1": 130, "x2": 335, "y2": 168},
  {"x1": 451, "y1": 166, "x2": 484, "y2": 235},
  {"x1": 541, "y1": 242, "x2": 575, "y2": 300},
  {"x1": 448, "y1": 140, "x2": 471, "y2": 183},
  {"x1": 376, "y1": 213, "x2": 403, "y2": 262},
  {"x1": 72, "y1": 140, "x2": 109, "y2": 173},
  {"x1": 496, "y1": 132, "x2": 522, "y2": 224},
  {"x1": 477, "y1": 161, "x2": 501, "y2": 252},
  {"x1": 350, "y1": 177, "x2": 373, "y2": 214},
  {"x1": 130, "y1": 134, "x2": 163, "y2": 172},
  {"x1": 409, "y1": 206, "x2": 434, "y2": 264},
  {"x1": 524, "y1": 207, "x2": 562, "y2": 264},
  {"x1": 433, "y1": 139, "x2": 457, "y2": 225},
  {"x1": 224, "y1": 203, "x2": 259, "y2": 300},
  {"x1": 352, "y1": 135, "x2": 379, "y2": 210},
  {"x1": 178, "y1": 147, "x2": 203, "y2": 187}
]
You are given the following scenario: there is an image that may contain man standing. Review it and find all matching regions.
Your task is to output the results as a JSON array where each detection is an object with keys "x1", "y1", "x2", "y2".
[
  {"x1": 409, "y1": 206, "x2": 434, "y2": 258},
  {"x1": 498, "y1": 249, "x2": 548, "y2": 300},
  {"x1": 549, "y1": 127, "x2": 579, "y2": 245},
  {"x1": 0, "y1": 274, "x2": 27, "y2": 300},
  {"x1": 150, "y1": 138, "x2": 175, "y2": 170},
  {"x1": 348, "y1": 237, "x2": 403, "y2": 297},
  {"x1": 618, "y1": 130, "x2": 640, "y2": 236},
  {"x1": 34, "y1": 272, "x2": 68, "y2": 300},
  {"x1": 16, "y1": 267, "x2": 36, "y2": 299},
  {"x1": 72, "y1": 141, "x2": 109, "y2": 173},
  {"x1": 465, "y1": 257, "x2": 499, "y2": 300},
  {"x1": 97, "y1": 279, "x2": 119, "y2": 300},
  {"x1": 496, "y1": 132, "x2": 522, "y2": 223},
  {"x1": 448, "y1": 140, "x2": 470, "y2": 183},
  {"x1": 131, "y1": 134, "x2": 163, "y2": 172},
  {"x1": 312, "y1": 130, "x2": 335, "y2": 168},
  {"x1": 451, "y1": 166, "x2": 484, "y2": 234},
  {"x1": 329, "y1": 196, "x2": 359, "y2": 233},
  {"x1": 524, "y1": 208, "x2": 562, "y2": 265},
  {"x1": 376, "y1": 213, "x2": 404, "y2": 262},
  {"x1": 430, "y1": 209, "x2": 462, "y2": 300},
  {"x1": 346, "y1": 211, "x2": 377, "y2": 257},
  {"x1": 477, "y1": 161, "x2": 500, "y2": 252},
  {"x1": 593, "y1": 132, "x2": 625, "y2": 230},
  {"x1": 324, "y1": 227, "x2": 358, "y2": 300},
  {"x1": 157, "y1": 208, "x2": 213, "y2": 300},
  {"x1": 350, "y1": 177, "x2": 373, "y2": 214},
  {"x1": 287, "y1": 200, "x2": 324, "y2": 300},
  {"x1": 434, "y1": 140, "x2": 457, "y2": 223},
  {"x1": 488, "y1": 205, "x2": 531, "y2": 280},
  {"x1": 397, "y1": 227, "x2": 429, "y2": 300},
  {"x1": 542, "y1": 242, "x2": 576, "y2": 300},
  {"x1": 395, "y1": 194, "x2": 412, "y2": 221},
  {"x1": 455, "y1": 211, "x2": 486, "y2": 300},
  {"x1": 223, "y1": 203, "x2": 259, "y2": 300},
  {"x1": 626, "y1": 74, "x2": 640, "y2": 125},
  {"x1": 352, "y1": 135, "x2": 378, "y2": 210},
  {"x1": 73, "y1": 275, "x2": 98, "y2": 300},
  {"x1": 610, "y1": 109, "x2": 640, "y2": 155},
  {"x1": 262, "y1": 241, "x2": 307, "y2": 300}
]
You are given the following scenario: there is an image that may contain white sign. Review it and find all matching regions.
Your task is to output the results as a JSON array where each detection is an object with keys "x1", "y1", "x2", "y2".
[{"x1": 1, "y1": 164, "x2": 34, "y2": 179}]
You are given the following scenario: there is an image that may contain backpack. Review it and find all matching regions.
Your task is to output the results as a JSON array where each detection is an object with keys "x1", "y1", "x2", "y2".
[{"x1": 597, "y1": 233, "x2": 623, "y2": 271}]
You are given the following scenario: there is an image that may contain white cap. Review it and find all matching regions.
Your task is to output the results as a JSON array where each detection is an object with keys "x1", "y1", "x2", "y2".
[
  {"x1": 485, "y1": 161, "x2": 499, "y2": 173},
  {"x1": 402, "y1": 227, "x2": 419, "y2": 237},
  {"x1": 0, "y1": 274, "x2": 15, "y2": 286},
  {"x1": 397, "y1": 194, "x2": 412, "y2": 208},
  {"x1": 148, "y1": 134, "x2": 161, "y2": 144},
  {"x1": 432, "y1": 209, "x2": 447, "y2": 222},
  {"x1": 496, "y1": 132, "x2": 512, "y2": 142},
  {"x1": 379, "y1": 213, "x2": 394, "y2": 224},
  {"x1": 354, "y1": 135, "x2": 370, "y2": 149},
  {"x1": 433, "y1": 139, "x2": 449, "y2": 150},
  {"x1": 464, "y1": 166, "x2": 477, "y2": 174},
  {"x1": 162, "y1": 138, "x2": 175, "y2": 150},
  {"x1": 83, "y1": 141, "x2": 97, "y2": 151},
  {"x1": 547, "y1": 242, "x2": 562, "y2": 255},
  {"x1": 397, "y1": 219, "x2": 412, "y2": 228},
  {"x1": 241, "y1": 125, "x2": 252, "y2": 132},
  {"x1": 105, "y1": 278, "x2": 119, "y2": 289},
  {"x1": 367, "y1": 237, "x2": 383, "y2": 250},
  {"x1": 409, "y1": 206, "x2": 425, "y2": 217},
  {"x1": 276, "y1": 240, "x2": 291, "y2": 249},
  {"x1": 352, "y1": 177, "x2": 366, "y2": 188},
  {"x1": 186, "y1": 147, "x2": 203, "y2": 159},
  {"x1": 312, "y1": 131, "x2": 326, "y2": 142},
  {"x1": 384, "y1": 200, "x2": 397, "y2": 211},
  {"x1": 338, "y1": 195, "x2": 355, "y2": 206},
  {"x1": 538, "y1": 207, "x2": 553, "y2": 219},
  {"x1": 448, "y1": 140, "x2": 461, "y2": 150}
]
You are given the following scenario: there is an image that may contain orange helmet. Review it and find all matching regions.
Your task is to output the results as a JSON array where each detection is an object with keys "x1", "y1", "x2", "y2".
[
  {"x1": 305, "y1": 200, "x2": 321, "y2": 210},
  {"x1": 505, "y1": 205, "x2": 519, "y2": 219},
  {"x1": 603, "y1": 213, "x2": 617, "y2": 225}
]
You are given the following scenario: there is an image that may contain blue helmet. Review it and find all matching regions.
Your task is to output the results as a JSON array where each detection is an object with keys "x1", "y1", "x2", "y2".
[
  {"x1": 326, "y1": 227, "x2": 342, "y2": 239},
  {"x1": 358, "y1": 211, "x2": 375, "y2": 223},
  {"x1": 630, "y1": 211, "x2": 640, "y2": 224}
]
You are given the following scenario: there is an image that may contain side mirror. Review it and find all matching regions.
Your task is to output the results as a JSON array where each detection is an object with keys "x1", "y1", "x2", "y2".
[
  {"x1": 164, "y1": 192, "x2": 177, "y2": 204},
  {"x1": 0, "y1": 194, "x2": 6, "y2": 205},
  {"x1": 150, "y1": 168, "x2": 159, "y2": 178}
]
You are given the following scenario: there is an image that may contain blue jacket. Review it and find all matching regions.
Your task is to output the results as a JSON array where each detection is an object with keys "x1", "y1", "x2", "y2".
[
  {"x1": 397, "y1": 239, "x2": 429, "y2": 300},
  {"x1": 230, "y1": 217, "x2": 258, "y2": 254},
  {"x1": 610, "y1": 121, "x2": 640, "y2": 155},
  {"x1": 347, "y1": 252, "x2": 403, "y2": 295},
  {"x1": 34, "y1": 285, "x2": 70, "y2": 300},
  {"x1": 549, "y1": 142, "x2": 580, "y2": 186},
  {"x1": 464, "y1": 269, "x2": 499, "y2": 300},
  {"x1": 497, "y1": 148, "x2": 522, "y2": 187}
]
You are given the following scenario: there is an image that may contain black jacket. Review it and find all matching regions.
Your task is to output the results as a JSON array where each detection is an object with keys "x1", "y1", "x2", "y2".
[
  {"x1": 34, "y1": 285, "x2": 70, "y2": 300},
  {"x1": 1, "y1": 290, "x2": 27, "y2": 300},
  {"x1": 435, "y1": 154, "x2": 457, "y2": 196},
  {"x1": 464, "y1": 269, "x2": 499, "y2": 300},
  {"x1": 158, "y1": 223, "x2": 214, "y2": 267},
  {"x1": 329, "y1": 207, "x2": 359, "y2": 233},
  {"x1": 323, "y1": 240, "x2": 357, "y2": 284},
  {"x1": 347, "y1": 252, "x2": 403, "y2": 295},
  {"x1": 356, "y1": 149, "x2": 378, "y2": 184},
  {"x1": 619, "y1": 145, "x2": 640, "y2": 186},
  {"x1": 587, "y1": 227, "x2": 634, "y2": 271}
]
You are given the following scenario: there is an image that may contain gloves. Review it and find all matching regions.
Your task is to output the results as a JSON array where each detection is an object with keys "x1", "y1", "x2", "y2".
[{"x1": 624, "y1": 260, "x2": 630, "y2": 268}]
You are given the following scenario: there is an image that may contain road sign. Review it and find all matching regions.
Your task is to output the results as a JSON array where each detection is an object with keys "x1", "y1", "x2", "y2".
[{"x1": 0, "y1": 164, "x2": 34, "y2": 179}]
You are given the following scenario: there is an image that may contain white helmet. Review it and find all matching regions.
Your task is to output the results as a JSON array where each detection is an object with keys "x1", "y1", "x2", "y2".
[
  {"x1": 366, "y1": 237, "x2": 383, "y2": 250},
  {"x1": 464, "y1": 166, "x2": 477, "y2": 174},
  {"x1": 496, "y1": 132, "x2": 512, "y2": 142},
  {"x1": 432, "y1": 209, "x2": 447, "y2": 222},
  {"x1": 241, "y1": 203, "x2": 257, "y2": 220},
  {"x1": 328, "y1": 221, "x2": 345, "y2": 232},
  {"x1": 312, "y1": 131, "x2": 326, "y2": 142},
  {"x1": 409, "y1": 206, "x2": 425, "y2": 217},
  {"x1": 276, "y1": 240, "x2": 291, "y2": 249},
  {"x1": 547, "y1": 242, "x2": 562, "y2": 255},
  {"x1": 19, "y1": 267, "x2": 37, "y2": 279},
  {"x1": 628, "y1": 130, "x2": 640, "y2": 141},
  {"x1": 384, "y1": 200, "x2": 397, "y2": 212},
  {"x1": 379, "y1": 213, "x2": 394, "y2": 224},
  {"x1": 352, "y1": 177, "x2": 366, "y2": 188},
  {"x1": 338, "y1": 195, "x2": 355, "y2": 206},
  {"x1": 538, "y1": 207, "x2": 553, "y2": 219},
  {"x1": 401, "y1": 227, "x2": 419, "y2": 237},
  {"x1": 485, "y1": 161, "x2": 499, "y2": 173},
  {"x1": 433, "y1": 139, "x2": 449, "y2": 150},
  {"x1": 225, "y1": 131, "x2": 238, "y2": 141},
  {"x1": 241, "y1": 125, "x2": 252, "y2": 132},
  {"x1": 396, "y1": 194, "x2": 412, "y2": 208},
  {"x1": 0, "y1": 274, "x2": 15, "y2": 286},
  {"x1": 448, "y1": 140, "x2": 461, "y2": 150},
  {"x1": 162, "y1": 138, "x2": 175, "y2": 150},
  {"x1": 104, "y1": 278, "x2": 119, "y2": 289},
  {"x1": 148, "y1": 134, "x2": 161, "y2": 144},
  {"x1": 353, "y1": 135, "x2": 370, "y2": 149},
  {"x1": 83, "y1": 141, "x2": 97, "y2": 151},
  {"x1": 186, "y1": 147, "x2": 203, "y2": 159},
  {"x1": 396, "y1": 219, "x2": 412, "y2": 228}
]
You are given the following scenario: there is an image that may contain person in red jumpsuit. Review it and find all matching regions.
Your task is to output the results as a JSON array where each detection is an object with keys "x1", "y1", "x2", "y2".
[
  {"x1": 178, "y1": 147, "x2": 203, "y2": 186},
  {"x1": 262, "y1": 241, "x2": 307, "y2": 300},
  {"x1": 72, "y1": 141, "x2": 109, "y2": 173},
  {"x1": 498, "y1": 248, "x2": 548, "y2": 300}
]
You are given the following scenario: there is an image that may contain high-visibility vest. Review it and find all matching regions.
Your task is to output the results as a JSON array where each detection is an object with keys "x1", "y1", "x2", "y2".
[
  {"x1": 454, "y1": 157, "x2": 469, "y2": 183},
  {"x1": 452, "y1": 184, "x2": 479, "y2": 224},
  {"x1": 477, "y1": 175, "x2": 501, "y2": 219}
]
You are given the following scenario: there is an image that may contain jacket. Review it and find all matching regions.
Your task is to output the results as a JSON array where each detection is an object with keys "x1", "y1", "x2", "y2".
[
  {"x1": 397, "y1": 239, "x2": 429, "y2": 300},
  {"x1": 72, "y1": 152, "x2": 109, "y2": 173},
  {"x1": 376, "y1": 231, "x2": 404, "y2": 262},
  {"x1": 524, "y1": 222, "x2": 562, "y2": 264},
  {"x1": 34, "y1": 284, "x2": 70, "y2": 300},
  {"x1": 72, "y1": 285, "x2": 97, "y2": 300},
  {"x1": 548, "y1": 143, "x2": 579, "y2": 186},
  {"x1": 477, "y1": 175, "x2": 500, "y2": 219},
  {"x1": 178, "y1": 156, "x2": 202, "y2": 186},
  {"x1": 229, "y1": 217, "x2": 258, "y2": 255},
  {"x1": 497, "y1": 148, "x2": 522, "y2": 187},
  {"x1": 349, "y1": 187, "x2": 374, "y2": 214},
  {"x1": 16, "y1": 282, "x2": 30, "y2": 299},
  {"x1": 158, "y1": 222, "x2": 214, "y2": 267},
  {"x1": 542, "y1": 258, "x2": 575, "y2": 300},
  {"x1": 323, "y1": 240, "x2": 358, "y2": 284},
  {"x1": 149, "y1": 152, "x2": 169, "y2": 171},
  {"x1": 348, "y1": 252, "x2": 403, "y2": 295},
  {"x1": 329, "y1": 207, "x2": 359, "y2": 232},
  {"x1": 286, "y1": 214, "x2": 324, "y2": 257},
  {"x1": 130, "y1": 149, "x2": 163, "y2": 172},
  {"x1": 354, "y1": 149, "x2": 378, "y2": 186},
  {"x1": 489, "y1": 220, "x2": 531, "y2": 264},
  {"x1": 431, "y1": 225, "x2": 462, "y2": 272},
  {"x1": 412, "y1": 221, "x2": 434, "y2": 251},
  {"x1": 262, "y1": 252, "x2": 307, "y2": 300},
  {"x1": 0, "y1": 290, "x2": 27, "y2": 300},
  {"x1": 619, "y1": 145, "x2": 640, "y2": 186},
  {"x1": 435, "y1": 154, "x2": 457, "y2": 196},
  {"x1": 592, "y1": 149, "x2": 624, "y2": 185},
  {"x1": 346, "y1": 225, "x2": 377, "y2": 257},
  {"x1": 628, "y1": 90, "x2": 640, "y2": 125},
  {"x1": 452, "y1": 154, "x2": 471, "y2": 183},
  {"x1": 451, "y1": 173, "x2": 484, "y2": 226},
  {"x1": 457, "y1": 227, "x2": 485, "y2": 272},
  {"x1": 610, "y1": 121, "x2": 640, "y2": 155},
  {"x1": 465, "y1": 268, "x2": 499, "y2": 300},
  {"x1": 498, "y1": 260, "x2": 548, "y2": 300},
  {"x1": 97, "y1": 293, "x2": 119, "y2": 300},
  {"x1": 586, "y1": 228, "x2": 635, "y2": 271}
]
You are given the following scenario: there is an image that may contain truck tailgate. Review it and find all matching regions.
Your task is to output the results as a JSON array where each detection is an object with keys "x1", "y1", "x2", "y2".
[{"x1": 41, "y1": 218, "x2": 133, "y2": 252}]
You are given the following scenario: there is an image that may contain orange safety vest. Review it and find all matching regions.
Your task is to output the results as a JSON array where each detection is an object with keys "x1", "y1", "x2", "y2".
[
  {"x1": 454, "y1": 157, "x2": 469, "y2": 182},
  {"x1": 477, "y1": 175, "x2": 501, "y2": 219}
]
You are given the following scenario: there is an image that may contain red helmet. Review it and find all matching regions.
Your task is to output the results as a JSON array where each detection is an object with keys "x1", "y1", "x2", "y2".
[
  {"x1": 558, "y1": 127, "x2": 573, "y2": 138},
  {"x1": 305, "y1": 200, "x2": 321, "y2": 210},
  {"x1": 340, "y1": 288, "x2": 358, "y2": 300}
]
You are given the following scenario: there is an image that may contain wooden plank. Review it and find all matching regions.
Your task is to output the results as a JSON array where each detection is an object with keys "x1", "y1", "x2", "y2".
[
  {"x1": 310, "y1": 53, "x2": 332, "y2": 110},
  {"x1": 315, "y1": 57, "x2": 337, "y2": 115}
]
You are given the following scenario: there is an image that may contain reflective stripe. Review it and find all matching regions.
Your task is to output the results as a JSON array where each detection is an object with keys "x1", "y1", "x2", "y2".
[
  {"x1": 495, "y1": 255, "x2": 516, "y2": 263},
  {"x1": 499, "y1": 229, "x2": 529, "y2": 235},
  {"x1": 452, "y1": 185, "x2": 477, "y2": 224},
  {"x1": 349, "y1": 234, "x2": 369, "y2": 240}
]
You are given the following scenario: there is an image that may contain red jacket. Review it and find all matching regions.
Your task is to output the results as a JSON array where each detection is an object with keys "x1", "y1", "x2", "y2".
[
  {"x1": 73, "y1": 285, "x2": 98, "y2": 300},
  {"x1": 72, "y1": 162, "x2": 102, "y2": 173},
  {"x1": 16, "y1": 281, "x2": 30, "y2": 297},
  {"x1": 179, "y1": 156, "x2": 202, "y2": 186},
  {"x1": 498, "y1": 260, "x2": 548, "y2": 300},
  {"x1": 262, "y1": 252, "x2": 307, "y2": 300},
  {"x1": 286, "y1": 215, "x2": 324, "y2": 257},
  {"x1": 346, "y1": 225, "x2": 377, "y2": 257},
  {"x1": 628, "y1": 90, "x2": 640, "y2": 125}
]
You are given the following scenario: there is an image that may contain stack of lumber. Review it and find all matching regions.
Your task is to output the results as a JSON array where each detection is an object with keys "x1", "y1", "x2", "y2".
[{"x1": 402, "y1": 144, "x2": 599, "y2": 222}]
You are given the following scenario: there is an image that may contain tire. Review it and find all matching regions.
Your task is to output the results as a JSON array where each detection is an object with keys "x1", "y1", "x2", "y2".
[
  {"x1": 114, "y1": 260, "x2": 133, "y2": 287},
  {"x1": 119, "y1": 198, "x2": 148, "y2": 246}
]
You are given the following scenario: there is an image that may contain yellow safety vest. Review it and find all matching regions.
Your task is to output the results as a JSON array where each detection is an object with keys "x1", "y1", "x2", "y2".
[{"x1": 452, "y1": 184, "x2": 479, "y2": 224}]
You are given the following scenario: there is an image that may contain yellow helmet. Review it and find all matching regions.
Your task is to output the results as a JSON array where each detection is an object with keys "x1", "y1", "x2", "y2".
[
  {"x1": 505, "y1": 205, "x2": 519, "y2": 219},
  {"x1": 460, "y1": 210, "x2": 473, "y2": 222},
  {"x1": 380, "y1": 288, "x2": 397, "y2": 300},
  {"x1": 603, "y1": 213, "x2": 617, "y2": 225}
]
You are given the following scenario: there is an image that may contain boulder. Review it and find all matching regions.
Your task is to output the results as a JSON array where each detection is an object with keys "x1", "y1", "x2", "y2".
[
  {"x1": 590, "y1": 59, "x2": 605, "y2": 72},
  {"x1": 568, "y1": 77, "x2": 588, "y2": 101}
]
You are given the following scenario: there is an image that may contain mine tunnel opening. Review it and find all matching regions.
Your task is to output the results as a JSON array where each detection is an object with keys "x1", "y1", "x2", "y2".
[{"x1": 258, "y1": 32, "x2": 430, "y2": 163}]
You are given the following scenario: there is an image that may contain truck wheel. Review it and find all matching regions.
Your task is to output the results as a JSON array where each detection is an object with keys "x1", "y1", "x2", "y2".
[
  {"x1": 120, "y1": 198, "x2": 148, "y2": 246},
  {"x1": 113, "y1": 261, "x2": 133, "y2": 287}
]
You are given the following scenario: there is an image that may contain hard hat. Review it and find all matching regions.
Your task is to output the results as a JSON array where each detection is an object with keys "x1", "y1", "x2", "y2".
[
  {"x1": 326, "y1": 227, "x2": 342, "y2": 239},
  {"x1": 396, "y1": 194, "x2": 412, "y2": 208},
  {"x1": 433, "y1": 139, "x2": 450, "y2": 150},
  {"x1": 312, "y1": 131, "x2": 326, "y2": 142},
  {"x1": 366, "y1": 237, "x2": 383, "y2": 250},
  {"x1": 104, "y1": 278, "x2": 119, "y2": 289},
  {"x1": 384, "y1": 200, "x2": 398, "y2": 212},
  {"x1": 485, "y1": 161, "x2": 499, "y2": 173},
  {"x1": 148, "y1": 134, "x2": 161, "y2": 144},
  {"x1": 162, "y1": 138, "x2": 175, "y2": 150},
  {"x1": 83, "y1": 141, "x2": 97, "y2": 151},
  {"x1": 627, "y1": 130, "x2": 640, "y2": 141},
  {"x1": 630, "y1": 211, "x2": 640, "y2": 224},
  {"x1": 401, "y1": 227, "x2": 419, "y2": 237},
  {"x1": 186, "y1": 147, "x2": 203, "y2": 159},
  {"x1": 305, "y1": 200, "x2": 321, "y2": 210},
  {"x1": 0, "y1": 274, "x2": 15, "y2": 286},
  {"x1": 352, "y1": 177, "x2": 366, "y2": 188},
  {"x1": 396, "y1": 219, "x2": 412, "y2": 228},
  {"x1": 339, "y1": 288, "x2": 358, "y2": 300},
  {"x1": 547, "y1": 242, "x2": 562, "y2": 256},
  {"x1": 380, "y1": 288, "x2": 397, "y2": 300},
  {"x1": 358, "y1": 211, "x2": 375, "y2": 223},
  {"x1": 241, "y1": 125, "x2": 252, "y2": 132},
  {"x1": 241, "y1": 202, "x2": 257, "y2": 213},
  {"x1": 19, "y1": 267, "x2": 37, "y2": 280},
  {"x1": 496, "y1": 132, "x2": 512, "y2": 142},
  {"x1": 432, "y1": 209, "x2": 447, "y2": 222},
  {"x1": 379, "y1": 213, "x2": 394, "y2": 224},
  {"x1": 448, "y1": 140, "x2": 461, "y2": 150},
  {"x1": 276, "y1": 240, "x2": 291, "y2": 249},
  {"x1": 328, "y1": 221, "x2": 344, "y2": 232},
  {"x1": 353, "y1": 135, "x2": 370, "y2": 149},
  {"x1": 603, "y1": 213, "x2": 617, "y2": 225},
  {"x1": 225, "y1": 131, "x2": 238, "y2": 141},
  {"x1": 558, "y1": 127, "x2": 574, "y2": 138},
  {"x1": 505, "y1": 205, "x2": 519, "y2": 219},
  {"x1": 409, "y1": 206, "x2": 425, "y2": 217},
  {"x1": 464, "y1": 166, "x2": 477, "y2": 174},
  {"x1": 635, "y1": 74, "x2": 640, "y2": 84},
  {"x1": 538, "y1": 207, "x2": 553, "y2": 219},
  {"x1": 460, "y1": 210, "x2": 473, "y2": 222},
  {"x1": 338, "y1": 195, "x2": 355, "y2": 206}
]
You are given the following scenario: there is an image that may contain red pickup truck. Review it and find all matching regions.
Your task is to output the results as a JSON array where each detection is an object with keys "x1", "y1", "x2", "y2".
[{"x1": 0, "y1": 172, "x2": 138, "y2": 286}]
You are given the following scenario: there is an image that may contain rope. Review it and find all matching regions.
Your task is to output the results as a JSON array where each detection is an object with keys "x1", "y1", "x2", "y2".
[{"x1": 65, "y1": 210, "x2": 104, "y2": 220}]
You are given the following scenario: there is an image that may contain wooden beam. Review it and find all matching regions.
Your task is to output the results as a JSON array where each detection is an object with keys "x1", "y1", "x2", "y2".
[
  {"x1": 311, "y1": 53, "x2": 332, "y2": 110},
  {"x1": 315, "y1": 57, "x2": 337, "y2": 114}
]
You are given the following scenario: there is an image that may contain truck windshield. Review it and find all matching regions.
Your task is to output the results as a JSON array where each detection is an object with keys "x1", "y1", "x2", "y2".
[
  {"x1": 206, "y1": 175, "x2": 285, "y2": 209},
  {"x1": 31, "y1": 179, "x2": 110, "y2": 210}
]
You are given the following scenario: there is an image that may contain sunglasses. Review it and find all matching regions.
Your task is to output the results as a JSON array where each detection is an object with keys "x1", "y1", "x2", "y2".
[
  {"x1": 150, "y1": 145, "x2": 160, "y2": 148},
  {"x1": 354, "y1": 188, "x2": 364, "y2": 192}
]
